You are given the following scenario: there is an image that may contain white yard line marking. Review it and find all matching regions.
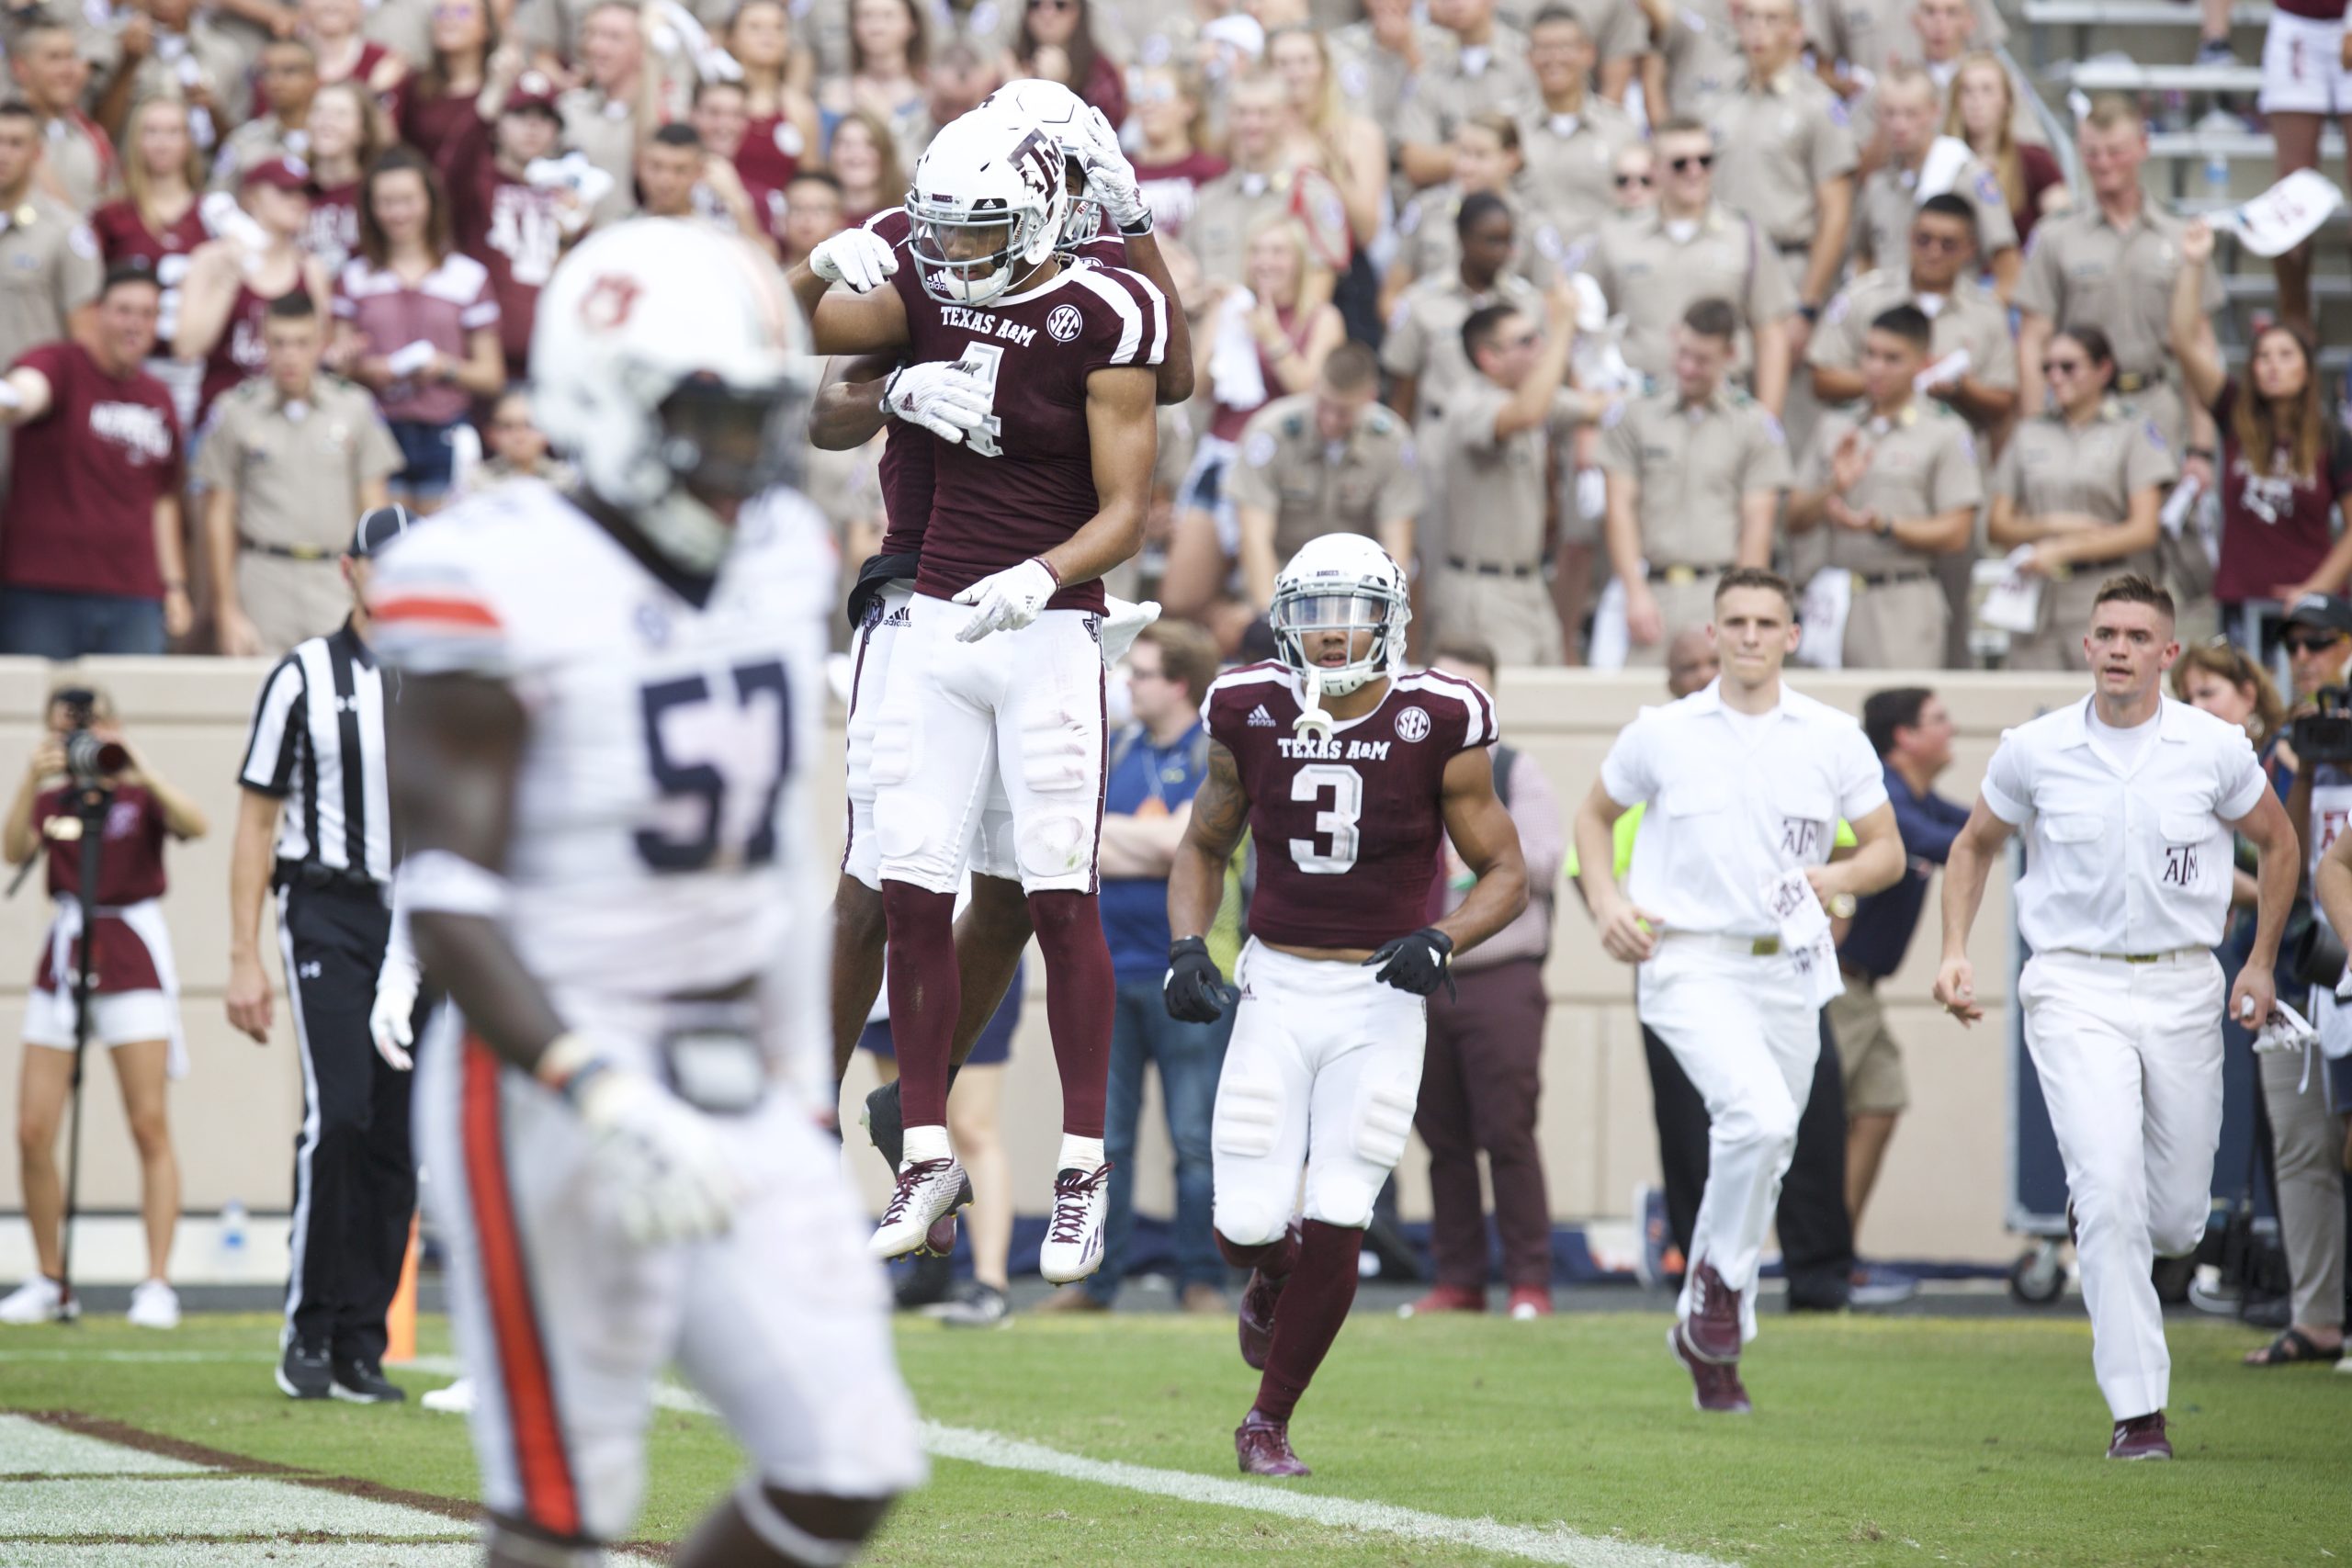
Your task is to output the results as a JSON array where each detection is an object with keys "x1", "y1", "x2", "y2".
[
  {"x1": 0, "y1": 1416, "x2": 207, "y2": 1475},
  {"x1": 916, "y1": 1423, "x2": 1736, "y2": 1568},
  {"x1": 0, "y1": 1547, "x2": 484, "y2": 1567}
]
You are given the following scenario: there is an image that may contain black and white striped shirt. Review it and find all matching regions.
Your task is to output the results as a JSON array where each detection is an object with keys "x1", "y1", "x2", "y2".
[{"x1": 238, "y1": 619, "x2": 393, "y2": 885}]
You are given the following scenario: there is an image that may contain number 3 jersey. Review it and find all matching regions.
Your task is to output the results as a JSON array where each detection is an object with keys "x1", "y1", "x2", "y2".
[
  {"x1": 368, "y1": 477, "x2": 832, "y2": 1017},
  {"x1": 1204, "y1": 662, "x2": 1497, "y2": 951}
]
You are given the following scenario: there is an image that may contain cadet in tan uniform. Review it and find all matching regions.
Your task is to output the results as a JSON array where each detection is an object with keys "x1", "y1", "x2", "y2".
[
  {"x1": 1387, "y1": 118, "x2": 1561, "y2": 310},
  {"x1": 1382, "y1": 190, "x2": 1544, "y2": 434},
  {"x1": 1810, "y1": 195, "x2": 2017, "y2": 438},
  {"x1": 1814, "y1": 0, "x2": 2009, "y2": 86},
  {"x1": 1432, "y1": 286, "x2": 1601, "y2": 664},
  {"x1": 1708, "y1": 0, "x2": 1856, "y2": 340},
  {"x1": 1988, "y1": 324, "x2": 2177, "y2": 671},
  {"x1": 10, "y1": 25, "x2": 111, "y2": 216},
  {"x1": 1640, "y1": 0, "x2": 1744, "y2": 122},
  {"x1": 1588, "y1": 118, "x2": 1796, "y2": 415},
  {"x1": 1789, "y1": 303, "x2": 1983, "y2": 668},
  {"x1": 1600, "y1": 298, "x2": 1792, "y2": 665},
  {"x1": 0, "y1": 103, "x2": 103, "y2": 499},
  {"x1": 1227, "y1": 344, "x2": 1422, "y2": 611},
  {"x1": 1518, "y1": 7, "x2": 1644, "y2": 270},
  {"x1": 1396, "y1": 0, "x2": 1542, "y2": 188},
  {"x1": 1186, "y1": 74, "x2": 1298, "y2": 286},
  {"x1": 1333, "y1": 0, "x2": 1459, "y2": 164},
  {"x1": 1851, "y1": 66, "x2": 2018, "y2": 298},
  {"x1": 197, "y1": 294, "x2": 401, "y2": 655}
]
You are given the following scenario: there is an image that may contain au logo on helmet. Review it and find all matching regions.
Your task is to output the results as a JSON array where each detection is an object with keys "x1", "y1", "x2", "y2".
[
  {"x1": 1046, "y1": 303, "x2": 1083, "y2": 343},
  {"x1": 579, "y1": 274, "x2": 644, "y2": 332}
]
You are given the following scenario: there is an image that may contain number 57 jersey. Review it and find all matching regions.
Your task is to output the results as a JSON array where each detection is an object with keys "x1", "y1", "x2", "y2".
[
  {"x1": 1203, "y1": 661, "x2": 1497, "y2": 952},
  {"x1": 369, "y1": 477, "x2": 833, "y2": 1017}
]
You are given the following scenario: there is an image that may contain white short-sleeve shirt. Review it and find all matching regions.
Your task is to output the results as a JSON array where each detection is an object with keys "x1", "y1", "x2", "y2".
[
  {"x1": 1599, "y1": 679, "x2": 1890, "y2": 938},
  {"x1": 1981, "y1": 695, "x2": 2267, "y2": 955}
]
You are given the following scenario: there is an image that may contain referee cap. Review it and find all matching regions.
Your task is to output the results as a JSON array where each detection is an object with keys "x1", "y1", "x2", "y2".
[{"x1": 348, "y1": 504, "x2": 417, "y2": 559}]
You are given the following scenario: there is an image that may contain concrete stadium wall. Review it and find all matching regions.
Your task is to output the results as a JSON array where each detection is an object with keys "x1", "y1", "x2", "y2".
[{"x1": 0, "y1": 659, "x2": 2089, "y2": 1269}]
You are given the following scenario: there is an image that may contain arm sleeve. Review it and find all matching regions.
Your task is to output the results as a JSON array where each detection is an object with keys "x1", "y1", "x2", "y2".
[
  {"x1": 1597, "y1": 716, "x2": 1657, "y2": 810},
  {"x1": 2218, "y1": 728, "x2": 2268, "y2": 821},
  {"x1": 1380, "y1": 299, "x2": 1428, "y2": 378},
  {"x1": 358, "y1": 408, "x2": 404, "y2": 483},
  {"x1": 1381, "y1": 434, "x2": 1423, "y2": 522},
  {"x1": 191, "y1": 400, "x2": 240, "y2": 494},
  {"x1": 1929, "y1": 424, "x2": 1985, "y2": 513},
  {"x1": 1808, "y1": 288, "x2": 1860, "y2": 369},
  {"x1": 60, "y1": 223, "x2": 103, "y2": 313},
  {"x1": 1981, "y1": 731, "x2": 2032, "y2": 824},
  {"x1": 1836, "y1": 728, "x2": 1891, "y2": 819},
  {"x1": 1072, "y1": 268, "x2": 1170, "y2": 376},
  {"x1": 1596, "y1": 400, "x2": 1639, "y2": 475},
  {"x1": 1976, "y1": 310, "x2": 2020, "y2": 389},
  {"x1": 1223, "y1": 415, "x2": 1281, "y2": 513},
  {"x1": 1896, "y1": 788, "x2": 1970, "y2": 864},
  {"x1": 1988, "y1": 434, "x2": 2022, "y2": 505},
  {"x1": 1809, "y1": 101, "x2": 1859, "y2": 186},
  {"x1": 1968, "y1": 166, "x2": 2020, "y2": 254},
  {"x1": 1747, "y1": 409, "x2": 1793, "y2": 491},
  {"x1": 2125, "y1": 416, "x2": 2180, "y2": 494},
  {"x1": 460, "y1": 265, "x2": 503, "y2": 332},
  {"x1": 2013, "y1": 227, "x2": 2061, "y2": 321},
  {"x1": 237, "y1": 655, "x2": 306, "y2": 796}
]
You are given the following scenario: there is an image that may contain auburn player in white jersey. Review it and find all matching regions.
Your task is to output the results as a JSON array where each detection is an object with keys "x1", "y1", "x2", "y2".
[
  {"x1": 374, "y1": 222, "x2": 922, "y2": 1568},
  {"x1": 1165, "y1": 535, "x2": 1528, "y2": 1477},
  {"x1": 787, "y1": 102, "x2": 1169, "y2": 1280}
]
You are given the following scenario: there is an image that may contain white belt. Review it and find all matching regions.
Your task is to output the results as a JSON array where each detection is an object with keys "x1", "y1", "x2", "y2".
[
  {"x1": 1657, "y1": 931, "x2": 1785, "y2": 958},
  {"x1": 2045, "y1": 947, "x2": 2203, "y2": 965}
]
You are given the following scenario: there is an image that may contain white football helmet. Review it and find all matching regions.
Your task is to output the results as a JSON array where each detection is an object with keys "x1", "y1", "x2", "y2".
[
  {"x1": 977, "y1": 76, "x2": 1102, "y2": 252},
  {"x1": 1269, "y1": 534, "x2": 1411, "y2": 698},
  {"x1": 530, "y1": 220, "x2": 812, "y2": 572},
  {"x1": 905, "y1": 107, "x2": 1070, "y2": 306}
]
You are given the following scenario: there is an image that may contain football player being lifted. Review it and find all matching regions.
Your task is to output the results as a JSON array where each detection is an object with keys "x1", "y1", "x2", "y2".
[
  {"x1": 787, "y1": 99, "x2": 1170, "y2": 1281},
  {"x1": 377, "y1": 222, "x2": 924, "y2": 1568},
  {"x1": 808, "y1": 82, "x2": 1193, "y2": 1259},
  {"x1": 1166, "y1": 535, "x2": 1529, "y2": 1477}
]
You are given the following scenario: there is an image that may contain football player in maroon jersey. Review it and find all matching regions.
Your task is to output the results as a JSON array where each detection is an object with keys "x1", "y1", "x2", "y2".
[
  {"x1": 1164, "y1": 534, "x2": 1530, "y2": 1477},
  {"x1": 786, "y1": 101, "x2": 1169, "y2": 1282}
]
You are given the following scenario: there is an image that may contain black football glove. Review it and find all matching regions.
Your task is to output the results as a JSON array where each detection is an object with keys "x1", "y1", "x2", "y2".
[
  {"x1": 1165, "y1": 936, "x2": 1238, "y2": 1023},
  {"x1": 1364, "y1": 927, "x2": 1456, "y2": 999}
]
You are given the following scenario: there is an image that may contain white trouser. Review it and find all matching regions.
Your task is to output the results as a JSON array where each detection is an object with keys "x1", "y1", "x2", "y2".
[
  {"x1": 2018, "y1": 948, "x2": 2224, "y2": 1421},
  {"x1": 1211, "y1": 940, "x2": 1429, "y2": 1244},
  {"x1": 1637, "y1": 933, "x2": 1821, "y2": 1347},
  {"x1": 842, "y1": 581, "x2": 1016, "y2": 890},
  {"x1": 414, "y1": 1006, "x2": 925, "y2": 1543},
  {"x1": 869, "y1": 592, "x2": 1106, "y2": 895}
]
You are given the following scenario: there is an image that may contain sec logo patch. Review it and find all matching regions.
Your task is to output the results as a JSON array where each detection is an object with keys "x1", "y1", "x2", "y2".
[
  {"x1": 1396, "y1": 706, "x2": 1430, "y2": 742},
  {"x1": 1046, "y1": 303, "x2": 1084, "y2": 343}
]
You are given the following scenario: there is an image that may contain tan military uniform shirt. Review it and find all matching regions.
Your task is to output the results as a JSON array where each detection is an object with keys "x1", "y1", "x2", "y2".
[
  {"x1": 1588, "y1": 203, "x2": 1798, "y2": 379},
  {"x1": 1658, "y1": 0, "x2": 1747, "y2": 121},
  {"x1": 1803, "y1": 401, "x2": 1983, "y2": 577},
  {"x1": 193, "y1": 373, "x2": 403, "y2": 654},
  {"x1": 210, "y1": 114, "x2": 300, "y2": 192},
  {"x1": 1187, "y1": 166, "x2": 1296, "y2": 288},
  {"x1": 1226, "y1": 393, "x2": 1422, "y2": 562},
  {"x1": 1709, "y1": 65, "x2": 1859, "y2": 252},
  {"x1": 363, "y1": 0, "x2": 435, "y2": 70},
  {"x1": 1854, "y1": 148, "x2": 2018, "y2": 274},
  {"x1": 1378, "y1": 268, "x2": 1544, "y2": 427},
  {"x1": 1396, "y1": 27, "x2": 1544, "y2": 152},
  {"x1": 2014, "y1": 201, "x2": 2226, "y2": 389},
  {"x1": 0, "y1": 192, "x2": 102, "y2": 370},
  {"x1": 560, "y1": 87, "x2": 642, "y2": 230},
  {"x1": 1558, "y1": 0, "x2": 1652, "y2": 73},
  {"x1": 1992, "y1": 400, "x2": 2178, "y2": 668},
  {"x1": 1598, "y1": 386, "x2": 1793, "y2": 568},
  {"x1": 109, "y1": 21, "x2": 252, "y2": 144},
  {"x1": 39, "y1": 115, "x2": 111, "y2": 216},
  {"x1": 1331, "y1": 22, "x2": 1460, "y2": 154},
  {"x1": 1394, "y1": 184, "x2": 1562, "y2": 291},
  {"x1": 1441, "y1": 382, "x2": 1583, "y2": 570},
  {"x1": 1815, "y1": 0, "x2": 2009, "y2": 76},
  {"x1": 1808, "y1": 269, "x2": 2018, "y2": 413},
  {"x1": 1516, "y1": 98, "x2": 1643, "y2": 263}
]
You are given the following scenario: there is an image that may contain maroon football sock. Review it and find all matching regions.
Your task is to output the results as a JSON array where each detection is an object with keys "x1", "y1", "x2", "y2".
[
  {"x1": 1027, "y1": 889, "x2": 1112, "y2": 1141},
  {"x1": 880, "y1": 881, "x2": 958, "y2": 1130},
  {"x1": 1217, "y1": 1229, "x2": 1300, "y2": 1277},
  {"x1": 1252, "y1": 1222, "x2": 1364, "y2": 1423}
]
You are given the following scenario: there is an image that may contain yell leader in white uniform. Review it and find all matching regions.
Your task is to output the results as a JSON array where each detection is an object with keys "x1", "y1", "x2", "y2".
[
  {"x1": 1935, "y1": 571, "x2": 2299, "y2": 1462},
  {"x1": 1575, "y1": 567, "x2": 1904, "y2": 1416}
]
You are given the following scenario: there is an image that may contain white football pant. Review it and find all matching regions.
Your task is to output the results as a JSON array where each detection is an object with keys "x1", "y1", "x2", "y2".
[{"x1": 2018, "y1": 948, "x2": 2225, "y2": 1421}]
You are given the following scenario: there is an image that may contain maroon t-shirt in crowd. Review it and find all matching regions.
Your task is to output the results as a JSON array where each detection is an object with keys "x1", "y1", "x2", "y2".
[
  {"x1": 307, "y1": 179, "x2": 362, "y2": 272},
  {"x1": 394, "y1": 84, "x2": 481, "y2": 169},
  {"x1": 1132, "y1": 150, "x2": 1227, "y2": 242},
  {"x1": 2210, "y1": 381, "x2": 2352, "y2": 604},
  {"x1": 1, "y1": 343, "x2": 182, "y2": 600},
  {"x1": 438, "y1": 118, "x2": 564, "y2": 371},
  {"x1": 198, "y1": 278, "x2": 286, "y2": 418},
  {"x1": 735, "y1": 111, "x2": 807, "y2": 235},
  {"x1": 1204, "y1": 663, "x2": 1495, "y2": 951},
  {"x1": 89, "y1": 199, "x2": 208, "y2": 338},
  {"x1": 31, "y1": 784, "x2": 169, "y2": 994}
]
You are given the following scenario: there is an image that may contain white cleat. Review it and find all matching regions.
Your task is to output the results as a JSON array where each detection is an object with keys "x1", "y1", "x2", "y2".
[
  {"x1": 1037, "y1": 1163, "x2": 1112, "y2": 1284},
  {"x1": 870, "y1": 1157, "x2": 972, "y2": 1262},
  {"x1": 422, "y1": 1377, "x2": 477, "y2": 1414},
  {"x1": 0, "y1": 1276, "x2": 76, "y2": 1325},
  {"x1": 126, "y1": 1280, "x2": 179, "y2": 1330}
]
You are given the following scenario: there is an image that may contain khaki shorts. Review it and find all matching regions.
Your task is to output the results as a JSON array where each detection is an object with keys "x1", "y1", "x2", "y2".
[{"x1": 1826, "y1": 977, "x2": 1908, "y2": 1115}]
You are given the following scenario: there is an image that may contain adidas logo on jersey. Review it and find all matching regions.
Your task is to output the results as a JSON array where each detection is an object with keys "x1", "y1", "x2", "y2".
[
  {"x1": 884, "y1": 604, "x2": 912, "y2": 628},
  {"x1": 1248, "y1": 705, "x2": 1275, "y2": 728}
]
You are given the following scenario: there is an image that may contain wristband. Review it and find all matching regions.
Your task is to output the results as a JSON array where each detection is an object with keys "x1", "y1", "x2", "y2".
[
  {"x1": 1034, "y1": 556, "x2": 1062, "y2": 586},
  {"x1": 1118, "y1": 212, "x2": 1154, "y2": 238}
]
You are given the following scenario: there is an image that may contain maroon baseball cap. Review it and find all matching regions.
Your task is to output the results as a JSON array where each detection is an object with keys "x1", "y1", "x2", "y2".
[
  {"x1": 242, "y1": 154, "x2": 317, "y2": 197},
  {"x1": 505, "y1": 70, "x2": 563, "y2": 118}
]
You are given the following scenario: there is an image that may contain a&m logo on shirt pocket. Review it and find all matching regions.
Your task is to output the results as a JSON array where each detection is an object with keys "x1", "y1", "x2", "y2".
[{"x1": 2158, "y1": 813, "x2": 2206, "y2": 889}]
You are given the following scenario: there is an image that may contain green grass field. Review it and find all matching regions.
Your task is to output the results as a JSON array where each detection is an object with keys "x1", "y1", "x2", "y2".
[{"x1": 1, "y1": 1306, "x2": 2346, "y2": 1566}]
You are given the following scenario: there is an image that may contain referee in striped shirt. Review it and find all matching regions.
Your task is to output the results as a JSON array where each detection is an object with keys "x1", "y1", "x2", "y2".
[{"x1": 225, "y1": 505, "x2": 416, "y2": 1405}]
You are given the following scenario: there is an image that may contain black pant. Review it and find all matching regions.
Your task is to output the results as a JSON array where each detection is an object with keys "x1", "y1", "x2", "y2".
[
  {"x1": 279, "y1": 877, "x2": 414, "y2": 1364},
  {"x1": 1643, "y1": 1011, "x2": 1854, "y2": 1307}
]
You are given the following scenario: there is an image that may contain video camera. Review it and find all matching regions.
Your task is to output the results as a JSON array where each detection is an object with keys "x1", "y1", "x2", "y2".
[
  {"x1": 2290, "y1": 684, "x2": 2352, "y2": 767},
  {"x1": 52, "y1": 687, "x2": 129, "y2": 792}
]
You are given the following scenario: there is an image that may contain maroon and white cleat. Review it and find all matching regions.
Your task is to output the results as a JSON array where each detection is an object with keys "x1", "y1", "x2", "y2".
[
  {"x1": 1235, "y1": 1409, "x2": 1311, "y2": 1477},
  {"x1": 2108, "y1": 1412, "x2": 2171, "y2": 1461},
  {"x1": 869, "y1": 1157, "x2": 969, "y2": 1262},
  {"x1": 1682, "y1": 1260, "x2": 1743, "y2": 1363},
  {"x1": 1668, "y1": 1322, "x2": 1753, "y2": 1414},
  {"x1": 1238, "y1": 1224, "x2": 1301, "y2": 1371}
]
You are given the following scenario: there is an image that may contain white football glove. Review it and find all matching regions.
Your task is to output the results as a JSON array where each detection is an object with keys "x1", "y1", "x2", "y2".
[
  {"x1": 885, "y1": 361, "x2": 995, "y2": 445},
  {"x1": 1075, "y1": 107, "x2": 1150, "y2": 235},
  {"x1": 368, "y1": 954, "x2": 421, "y2": 1072},
  {"x1": 954, "y1": 558, "x2": 1058, "y2": 642},
  {"x1": 809, "y1": 226, "x2": 899, "y2": 293},
  {"x1": 1100, "y1": 594, "x2": 1160, "y2": 663},
  {"x1": 568, "y1": 1057, "x2": 748, "y2": 1245}
]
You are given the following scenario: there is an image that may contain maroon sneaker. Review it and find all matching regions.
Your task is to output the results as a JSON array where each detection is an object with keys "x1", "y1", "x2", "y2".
[
  {"x1": 1683, "y1": 1260, "x2": 1743, "y2": 1363},
  {"x1": 1238, "y1": 1224, "x2": 1301, "y2": 1371},
  {"x1": 2108, "y1": 1412, "x2": 2171, "y2": 1461},
  {"x1": 1235, "y1": 1409, "x2": 1311, "y2": 1477},
  {"x1": 1668, "y1": 1322, "x2": 1753, "y2": 1414},
  {"x1": 1398, "y1": 1283, "x2": 1486, "y2": 1318}
]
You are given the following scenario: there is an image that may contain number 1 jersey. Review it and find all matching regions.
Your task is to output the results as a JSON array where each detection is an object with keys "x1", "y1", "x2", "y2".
[
  {"x1": 368, "y1": 477, "x2": 832, "y2": 1010},
  {"x1": 1203, "y1": 662, "x2": 1497, "y2": 951}
]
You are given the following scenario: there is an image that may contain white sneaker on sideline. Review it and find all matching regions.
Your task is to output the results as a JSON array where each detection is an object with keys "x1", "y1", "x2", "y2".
[
  {"x1": 1037, "y1": 1163, "x2": 1112, "y2": 1284},
  {"x1": 126, "y1": 1279, "x2": 179, "y2": 1329},
  {"x1": 0, "y1": 1276, "x2": 75, "y2": 1325},
  {"x1": 421, "y1": 1377, "x2": 477, "y2": 1414}
]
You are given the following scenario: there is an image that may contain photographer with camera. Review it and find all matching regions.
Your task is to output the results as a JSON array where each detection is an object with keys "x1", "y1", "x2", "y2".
[
  {"x1": 2254, "y1": 592, "x2": 2352, "y2": 1367},
  {"x1": 0, "y1": 686, "x2": 208, "y2": 1328}
]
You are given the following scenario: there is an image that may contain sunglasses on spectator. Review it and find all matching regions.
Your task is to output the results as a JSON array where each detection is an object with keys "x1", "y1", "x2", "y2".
[
  {"x1": 1667, "y1": 153, "x2": 1713, "y2": 173},
  {"x1": 2042, "y1": 356, "x2": 2088, "y2": 378},
  {"x1": 1911, "y1": 231, "x2": 1966, "y2": 254},
  {"x1": 2286, "y1": 631, "x2": 2346, "y2": 653},
  {"x1": 1614, "y1": 172, "x2": 1653, "y2": 188}
]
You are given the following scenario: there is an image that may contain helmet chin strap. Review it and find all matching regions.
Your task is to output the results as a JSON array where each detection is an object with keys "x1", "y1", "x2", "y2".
[{"x1": 639, "y1": 487, "x2": 734, "y2": 574}]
